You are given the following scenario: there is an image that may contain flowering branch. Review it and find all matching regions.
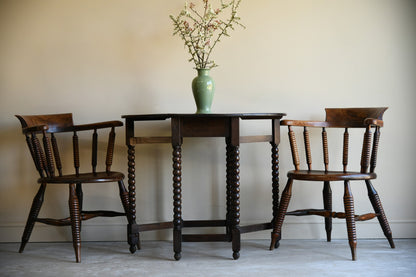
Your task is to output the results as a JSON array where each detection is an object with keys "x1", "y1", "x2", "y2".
[{"x1": 170, "y1": 0, "x2": 245, "y2": 69}]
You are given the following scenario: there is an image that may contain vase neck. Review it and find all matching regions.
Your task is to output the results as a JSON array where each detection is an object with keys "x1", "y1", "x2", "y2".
[{"x1": 197, "y1": 68, "x2": 210, "y2": 76}]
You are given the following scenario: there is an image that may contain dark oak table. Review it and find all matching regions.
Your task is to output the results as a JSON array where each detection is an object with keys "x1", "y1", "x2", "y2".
[{"x1": 122, "y1": 113, "x2": 285, "y2": 260}]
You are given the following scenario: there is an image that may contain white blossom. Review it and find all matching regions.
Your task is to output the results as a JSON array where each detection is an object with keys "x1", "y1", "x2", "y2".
[{"x1": 170, "y1": 0, "x2": 245, "y2": 69}]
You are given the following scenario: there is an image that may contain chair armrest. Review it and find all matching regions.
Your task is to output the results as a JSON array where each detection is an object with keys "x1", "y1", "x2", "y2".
[
  {"x1": 72, "y1": 121, "x2": 123, "y2": 131},
  {"x1": 281, "y1": 120, "x2": 329, "y2": 127},
  {"x1": 22, "y1": 125, "x2": 49, "y2": 134},
  {"x1": 282, "y1": 118, "x2": 383, "y2": 128},
  {"x1": 364, "y1": 118, "x2": 384, "y2": 127}
]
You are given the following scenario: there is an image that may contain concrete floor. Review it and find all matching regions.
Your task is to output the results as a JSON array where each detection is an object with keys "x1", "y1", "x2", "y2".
[{"x1": 0, "y1": 239, "x2": 415, "y2": 277}]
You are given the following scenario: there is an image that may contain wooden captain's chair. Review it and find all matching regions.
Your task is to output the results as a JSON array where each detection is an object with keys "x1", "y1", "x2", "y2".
[
  {"x1": 16, "y1": 113, "x2": 134, "y2": 262},
  {"x1": 269, "y1": 108, "x2": 394, "y2": 260}
]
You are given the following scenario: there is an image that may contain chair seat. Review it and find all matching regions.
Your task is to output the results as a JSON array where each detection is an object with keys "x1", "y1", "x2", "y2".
[
  {"x1": 288, "y1": 170, "x2": 377, "y2": 181},
  {"x1": 39, "y1": 171, "x2": 124, "y2": 184}
]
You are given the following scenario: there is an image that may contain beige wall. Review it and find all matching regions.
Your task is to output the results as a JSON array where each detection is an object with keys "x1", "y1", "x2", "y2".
[{"x1": 1, "y1": 0, "x2": 415, "y2": 242}]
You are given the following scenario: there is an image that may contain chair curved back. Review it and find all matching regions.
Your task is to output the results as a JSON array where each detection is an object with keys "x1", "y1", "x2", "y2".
[
  {"x1": 16, "y1": 113, "x2": 74, "y2": 133},
  {"x1": 281, "y1": 107, "x2": 388, "y2": 173},
  {"x1": 16, "y1": 113, "x2": 121, "y2": 179}
]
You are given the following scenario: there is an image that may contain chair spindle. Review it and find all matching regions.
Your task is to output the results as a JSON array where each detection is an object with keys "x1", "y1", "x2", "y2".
[
  {"x1": 322, "y1": 128, "x2": 329, "y2": 172},
  {"x1": 51, "y1": 133, "x2": 63, "y2": 176},
  {"x1": 343, "y1": 128, "x2": 349, "y2": 172},
  {"x1": 42, "y1": 131, "x2": 55, "y2": 177},
  {"x1": 25, "y1": 134, "x2": 39, "y2": 174},
  {"x1": 106, "y1": 127, "x2": 116, "y2": 172},
  {"x1": 73, "y1": 131, "x2": 80, "y2": 175},
  {"x1": 32, "y1": 133, "x2": 47, "y2": 178},
  {"x1": 92, "y1": 129, "x2": 98, "y2": 174},
  {"x1": 303, "y1": 127, "x2": 312, "y2": 170},
  {"x1": 360, "y1": 126, "x2": 372, "y2": 173},
  {"x1": 370, "y1": 127, "x2": 380, "y2": 173},
  {"x1": 288, "y1": 126, "x2": 300, "y2": 170}
]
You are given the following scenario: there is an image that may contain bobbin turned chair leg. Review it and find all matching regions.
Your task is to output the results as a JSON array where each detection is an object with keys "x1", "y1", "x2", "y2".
[
  {"x1": 270, "y1": 178, "x2": 293, "y2": 250},
  {"x1": 69, "y1": 183, "x2": 81, "y2": 263},
  {"x1": 323, "y1": 181, "x2": 332, "y2": 242},
  {"x1": 75, "y1": 183, "x2": 83, "y2": 232},
  {"x1": 343, "y1": 181, "x2": 357, "y2": 261},
  {"x1": 19, "y1": 183, "x2": 46, "y2": 253},
  {"x1": 365, "y1": 180, "x2": 395, "y2": 248}
]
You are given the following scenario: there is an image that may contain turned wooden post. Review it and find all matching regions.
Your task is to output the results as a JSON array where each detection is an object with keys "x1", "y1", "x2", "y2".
[
  {"x1": 304, "y1": 127, "x2": 312, "y2": 170},
  {"x1": 360, "y1": 126, "x2": 372, "y2": 173},
  {"x1": 288, "y1": 126, "x2": 300, "y2": 170},
  {"x1": 51, "y1": 133, "x2": 63, "y2": 176},
  {"x1": 171, "y1": 117, "x2": 183, "y2": 261},
  {"x1": 270, "y1": 178, "x2": 293, "y2": 250},
  {"x1": 323, "y1": 181, "x2": 332, "y2": 242},
  {"x1": 32, "y1": 133, "x2": 47, "y2": 178},
  {"x1": 42, "y1": 130, "x2": 55, "y2": 177},
  {"x1": 322, "y1": 127, "x2": 329, "y2": 172},
  {"x1": 69, "y1": 183, "x2": 81, "y2": 263},
  {"x1": 271, "y1": 142, "x2": 280, "y2": 223},
  {"x1": 73, "y1": 131, "x2": 80, "y2": 176},
  {"x1": 226, "y1": 142, "x2": 232, "y2": 239},
  {"x1": 343, "y1": 128, "x2": 349, "y2": 172},
  {"x1": 370, "y1": 127, "x2": 380, "y2": 173},
  {"x1": 343, "y1": 181, "x2": 357, "y2": 261},
  {"x1": 92, "y1": 129, "x2": 98, "y2": 174},
  {"x1": 366, "y1": 180, "x2": 395, "y2": 248},
  {"x1": 106, "y1": 127, "x2": 116, "y2": 173},
  {"x1": 19, "y1": 183, "x2": 46, "y2": 253}
]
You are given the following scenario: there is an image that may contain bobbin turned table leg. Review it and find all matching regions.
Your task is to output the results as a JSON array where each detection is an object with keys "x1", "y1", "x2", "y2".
[
  {"x1": 270, "y1": 141, "x2": 280, "y2": 249},
  {"x1": 229, "y1": 143, "x2": 241, "y2": 260},
  {"x1": 172, "y1": 145, "x2": 183, "y2": 261},
  {"x1": 127, "y1": 144, "x2": 140, "y2": 253},
  {"x1": 226, "y1": 143, "x2": 232, "y2": 240},
  {"x1": 227, "y1": 117, "x2": 241, "y2": 260},
  {"x1": 171, "y1": 116, "x2": 183, "y2": 261}
]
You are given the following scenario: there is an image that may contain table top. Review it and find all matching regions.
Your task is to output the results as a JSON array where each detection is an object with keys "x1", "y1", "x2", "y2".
[{"x1": 122, "y1": 113, "x2": 286, "y2": 121}]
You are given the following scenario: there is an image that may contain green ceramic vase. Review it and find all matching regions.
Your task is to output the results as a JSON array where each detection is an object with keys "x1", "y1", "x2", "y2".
[{"x1": 192, "y1": 68, "x2": 215, "y2": 114}]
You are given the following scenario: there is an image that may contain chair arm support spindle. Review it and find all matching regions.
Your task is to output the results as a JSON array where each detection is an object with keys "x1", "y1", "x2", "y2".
[
  {"x1": 304, "y1": 127, "x2": 312, "y2": 170},
  {"x1": 106, "y1": 127, "x2": 116, "y2": 172},
  {"x1": 92, "y1": 129, "x2": 98, "y2": 174},
  {"x1": 33, "y1": 133, "x2": 47, "y2": 178},
  {"x1": 322, "y1": 128, "x2": 329, "y2": 172},
  {"x1": 288, "y1": 126, "x2": 300, "y2": 170},
  {"x1": 42, "y1": 130, "x2": 55, "y2": 177},
  {"x1": 360, "y1": 126, "x2": 372, "y2": 173},
  {"x1": 51, "y1": 133, "x2": 63, "y2": 176},
  {"x1": 343, "y1": 128, "x2": 349, "y2": 172},
  {"x1": 370, "y1": 127, "x2": 381, "y2": 173},
  {"x1": 73, "y1": 131, "x2": 80, "y2": 176}
]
